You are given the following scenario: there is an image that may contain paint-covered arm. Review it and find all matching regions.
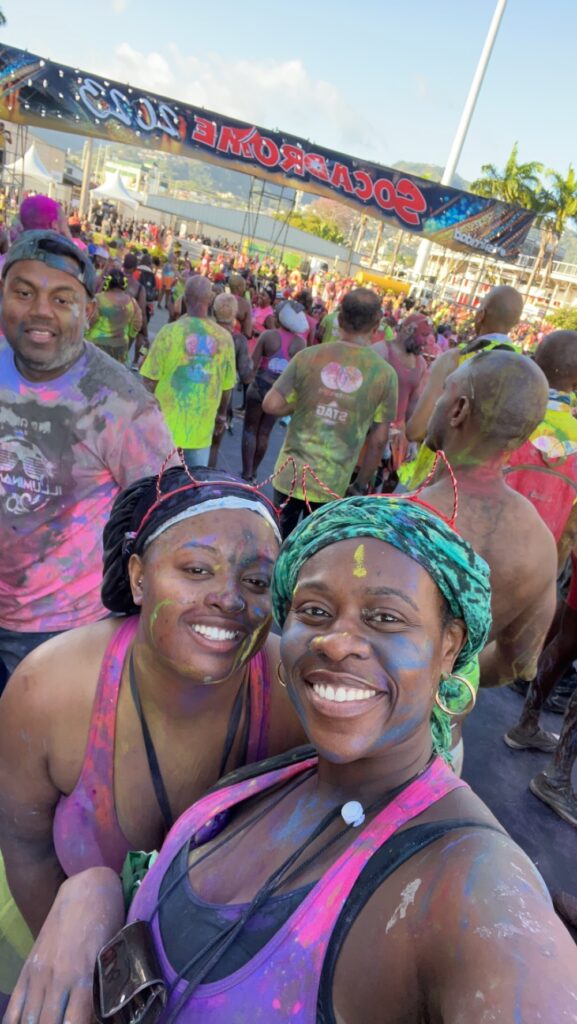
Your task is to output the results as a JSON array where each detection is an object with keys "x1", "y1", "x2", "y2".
[
  {"x1": 127, "y1": 295, "x2": 144, "y2": 340},
  {"x1": 419, "y1": 831, "x2": 577, "y2": 1021},
  {"x1": 234, "y1": 333, "x2": 252, "y2": 385},
  {"x1": 262, "y1": 388, "x2": 293, "y2": 417},
  {"x1": 355, "y1": 421, "x2": 390, "y2": 491},
  {"x1": 136, "y1": 282, "x2": 149, "y2": 342},
  {"x1": 6, "y1": 868, "x2": 125, "y2": 1024},
  {"x1": 213, "y1": 390, "x2": 233, "y2": 439},
  {"x1": 0, "y1": 655, "x2": 66, "y2": 936},
  {"x1": 248, "y1": 333, "x2": 266, "y2": 378},
  {"x1": 405, "y1": 348, "x2": 460, "y2": 442},
  {"x1": 240, "y1": 302, "x2": 253, "y2": 340}
]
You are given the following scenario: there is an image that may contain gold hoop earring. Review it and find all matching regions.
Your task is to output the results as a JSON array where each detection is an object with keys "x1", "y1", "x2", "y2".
[
  {"x1": 276, "y1": 662, "x2": 287, "y2": 688},
  {"x1": 435, "y1": 674, "x2": 477, "y2": 717}
]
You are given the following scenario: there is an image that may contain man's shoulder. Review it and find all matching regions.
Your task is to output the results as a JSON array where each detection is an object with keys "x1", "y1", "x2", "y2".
[
  {"x1": 83, "y1": 344, "x2": 159, "y2": 410},
  {"x1": 355, "y1": 344, "x2": 398, "y2": 380},
  {"x1": 151, "y1": 319, "x2": 184, "y2": 344}
]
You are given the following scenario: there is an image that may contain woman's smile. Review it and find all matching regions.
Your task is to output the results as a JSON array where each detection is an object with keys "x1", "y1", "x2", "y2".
[{"x1": 188, "y1": 618, "x2": 245, "y2": 652}]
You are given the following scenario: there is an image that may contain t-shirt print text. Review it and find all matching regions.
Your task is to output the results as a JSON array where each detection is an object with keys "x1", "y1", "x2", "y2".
[{"x1": 0, "y1": 407, "x2": 62, "y2": 516}]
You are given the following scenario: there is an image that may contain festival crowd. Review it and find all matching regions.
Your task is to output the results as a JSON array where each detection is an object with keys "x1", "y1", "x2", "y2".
[{"x1": 0, "y1": 193, "x2": 576, "y2": 1022}]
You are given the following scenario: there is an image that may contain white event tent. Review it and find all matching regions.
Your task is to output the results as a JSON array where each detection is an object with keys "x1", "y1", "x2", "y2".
[
  {"x1": 89, "y1": 171, "x2": 140, "y2": 211},
  {"x1": 5, "y1": 144, "x2": 62, "y2": 193}
]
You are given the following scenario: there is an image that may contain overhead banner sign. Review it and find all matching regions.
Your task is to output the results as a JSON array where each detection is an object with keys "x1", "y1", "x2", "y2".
[{"x1": 0, "y1": 44, "x2": 534, "y2": 261}]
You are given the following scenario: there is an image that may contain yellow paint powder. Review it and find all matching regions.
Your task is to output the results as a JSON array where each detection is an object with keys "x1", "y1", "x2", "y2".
[{"x1": 353, "y1": 544, "x2": 367, "y2": 578}]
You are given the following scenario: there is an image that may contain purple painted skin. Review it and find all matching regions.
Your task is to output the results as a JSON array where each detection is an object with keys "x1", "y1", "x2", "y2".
[
  {"x1": 53, "y1": 618, "x2": 272, "y2": 875},
  {"x1": 129, "y1": 757, "x2": 465, "y2": 1022}
]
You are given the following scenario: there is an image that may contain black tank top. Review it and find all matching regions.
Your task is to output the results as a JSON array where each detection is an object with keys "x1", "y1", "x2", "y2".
[{"x1": 160, "y1": 816, "x2": 503, "y2": 1018}]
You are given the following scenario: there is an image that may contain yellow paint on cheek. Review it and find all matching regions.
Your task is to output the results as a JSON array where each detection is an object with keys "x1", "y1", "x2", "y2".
[
  {"x1": 150, "y1": 599, "x2": 173, "y2": 631},
  {"x1": 353, "y1": 543, "x2": 367, "y2": 578}
]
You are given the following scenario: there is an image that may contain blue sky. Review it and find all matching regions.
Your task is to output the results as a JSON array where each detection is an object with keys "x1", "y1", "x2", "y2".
[{"x1": 1, "y1": 0, "x2": 574, "y2": 181}]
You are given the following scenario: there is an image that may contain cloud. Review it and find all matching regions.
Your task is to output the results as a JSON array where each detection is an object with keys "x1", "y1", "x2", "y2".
[{"x1": 103, "y1": 43, "x2": 387, "y2": 159}]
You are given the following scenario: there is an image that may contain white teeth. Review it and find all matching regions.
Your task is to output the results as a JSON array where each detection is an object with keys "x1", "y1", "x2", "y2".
[
  {"x1": 192, "y1": 624, "x2": 239, "y2": 642},
  {"x1": 312, "y1": 683, "x2": 376, "y2": 702}
]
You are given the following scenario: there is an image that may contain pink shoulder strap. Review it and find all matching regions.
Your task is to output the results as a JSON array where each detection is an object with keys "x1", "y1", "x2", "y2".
[
  {"x1": 287, "y1": 757, "x2": 466, "y2": 951},
  {"x1": 53, "y1": 616, "x2": 139, "y2": 873},
  {"x1": 69, "y1": 617, "x2": 138, "y2": 816}
]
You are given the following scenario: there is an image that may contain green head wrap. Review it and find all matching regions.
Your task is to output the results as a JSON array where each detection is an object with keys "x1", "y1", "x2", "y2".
[{"x1": 272, "y1": 495, "x2": 492, "y2": 757}]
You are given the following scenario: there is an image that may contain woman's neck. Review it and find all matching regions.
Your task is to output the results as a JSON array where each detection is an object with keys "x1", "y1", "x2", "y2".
[
  {"x1": 130, "y1": 632, "x2": 246, "y2": 723},
  {"x1": 314, "y1": 732, "x2": 434, "y2": 805}
]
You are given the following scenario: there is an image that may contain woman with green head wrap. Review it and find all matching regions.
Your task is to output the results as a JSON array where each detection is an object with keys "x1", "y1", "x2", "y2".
[
  {"x1": 9, "y1": 496, "x2": 577, "y2": 1024},
  {"x1": 273, "y1": 493, "x2": 492, "y2": 761}
]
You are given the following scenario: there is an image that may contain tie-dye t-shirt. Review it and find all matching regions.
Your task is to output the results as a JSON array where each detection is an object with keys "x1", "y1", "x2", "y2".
[
  {"x1": 0, "y1": 341, "x2": 174, "y2": 632},
  {"x1": 140, "y1": 317, "x2": 236, "y2": 448},
  {"x1": 271, "y1": 341, "x2": 398, "y2": 502}
]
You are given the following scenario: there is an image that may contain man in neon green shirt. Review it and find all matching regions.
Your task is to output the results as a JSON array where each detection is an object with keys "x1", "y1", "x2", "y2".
[
  {"x1": 141, "y1": 276, "x2": 235, "y2": 467},
  {"x1": 318, "y1": 307, "x2": 342, "y2": 344}
]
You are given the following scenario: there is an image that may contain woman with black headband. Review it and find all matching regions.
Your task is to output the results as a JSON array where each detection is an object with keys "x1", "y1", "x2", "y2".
[
  {"x1": 0, "y1": 465, "x2": 305, "y2": 1005},
  {"x1": 8, "y1": 495, "x2": 576, "y2": 1023}
]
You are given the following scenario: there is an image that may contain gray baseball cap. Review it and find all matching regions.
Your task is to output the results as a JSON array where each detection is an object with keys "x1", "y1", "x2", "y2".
[{"x1": 2, "y1": 229, "x2": 97, "y2": 297}]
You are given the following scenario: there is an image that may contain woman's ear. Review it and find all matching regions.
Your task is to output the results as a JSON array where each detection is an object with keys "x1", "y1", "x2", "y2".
[
  {"x1": 127, "y1": 553, "x2": 145, "y2": 607},
  {"x1": 440, "y1": 618, "x2": 467, "y2": 677}
]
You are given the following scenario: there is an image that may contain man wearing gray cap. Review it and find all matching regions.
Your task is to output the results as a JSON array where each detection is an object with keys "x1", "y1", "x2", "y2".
[{"x1": 0, "y1": 230, "x2": 174, "y2": 684}]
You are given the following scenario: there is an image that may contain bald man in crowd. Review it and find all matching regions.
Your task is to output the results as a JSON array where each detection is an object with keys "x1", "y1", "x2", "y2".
[
  {"x1": 228, "y1": 273, "x2": 253, "y2": 339},
  {"x1": 421, "y1": 350, "x2": 557, "y2": 702},
  {"x1": 405, "y1": 286, "x2": 524, "y2": 461},
  {"x1": 141, "y1": 275, "x2": 236, "y2": 468}
]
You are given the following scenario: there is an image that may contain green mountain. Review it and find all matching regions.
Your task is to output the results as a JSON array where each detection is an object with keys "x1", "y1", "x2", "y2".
[{"x1": 391, "y1": 161, "x2": 470, "y2": 190}]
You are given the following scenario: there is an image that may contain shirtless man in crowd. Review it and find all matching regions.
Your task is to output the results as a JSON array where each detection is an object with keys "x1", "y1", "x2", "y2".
[
  {"x1": 406, "y1": 285, "x2": 524, "y2": 444},
  {"x1": 420, "y1": 350, "x2": 557, "y2": 692}
]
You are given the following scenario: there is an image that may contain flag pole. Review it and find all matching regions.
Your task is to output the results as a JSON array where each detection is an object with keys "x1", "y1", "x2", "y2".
[{"x1": 412, "y1": 0, "x2": 509, "y2": 284}]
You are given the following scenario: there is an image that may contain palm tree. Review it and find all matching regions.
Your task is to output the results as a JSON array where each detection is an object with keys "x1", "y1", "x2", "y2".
[
  {"x1": 0, "y1": 9, "x2": 6, "y2": 24},
  {"x1": 540, "y1": 166, "x2": 577, "y2": 283},
  {"x1": 515, "y1": 185, "x2": 559, "y2": 298},
  {"x1": 470, "y1": 142, "x2": 543, "y2": 209}
]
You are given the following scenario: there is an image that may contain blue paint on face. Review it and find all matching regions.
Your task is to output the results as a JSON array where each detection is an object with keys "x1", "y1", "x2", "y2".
[{"x1": 279, "y1": 537, "x2": 449, "y2": 767}]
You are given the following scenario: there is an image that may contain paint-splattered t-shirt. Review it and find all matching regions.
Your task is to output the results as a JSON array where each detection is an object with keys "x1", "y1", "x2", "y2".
[
  {"x1": 0, "y1": 341, "x2": 174, "y2": 632},
  {"x1": 140, "y1": 316, "x2": 236, "y2": 448},
  {"x1": 506, "y1": 390, "x2": 577, "y2": 542},
  {"x1": 86, "y1": 291, "x2": 143, "y2": 351},
  {"x1": 271, "y1": 341, "x2": 398, "y2": 502}
]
